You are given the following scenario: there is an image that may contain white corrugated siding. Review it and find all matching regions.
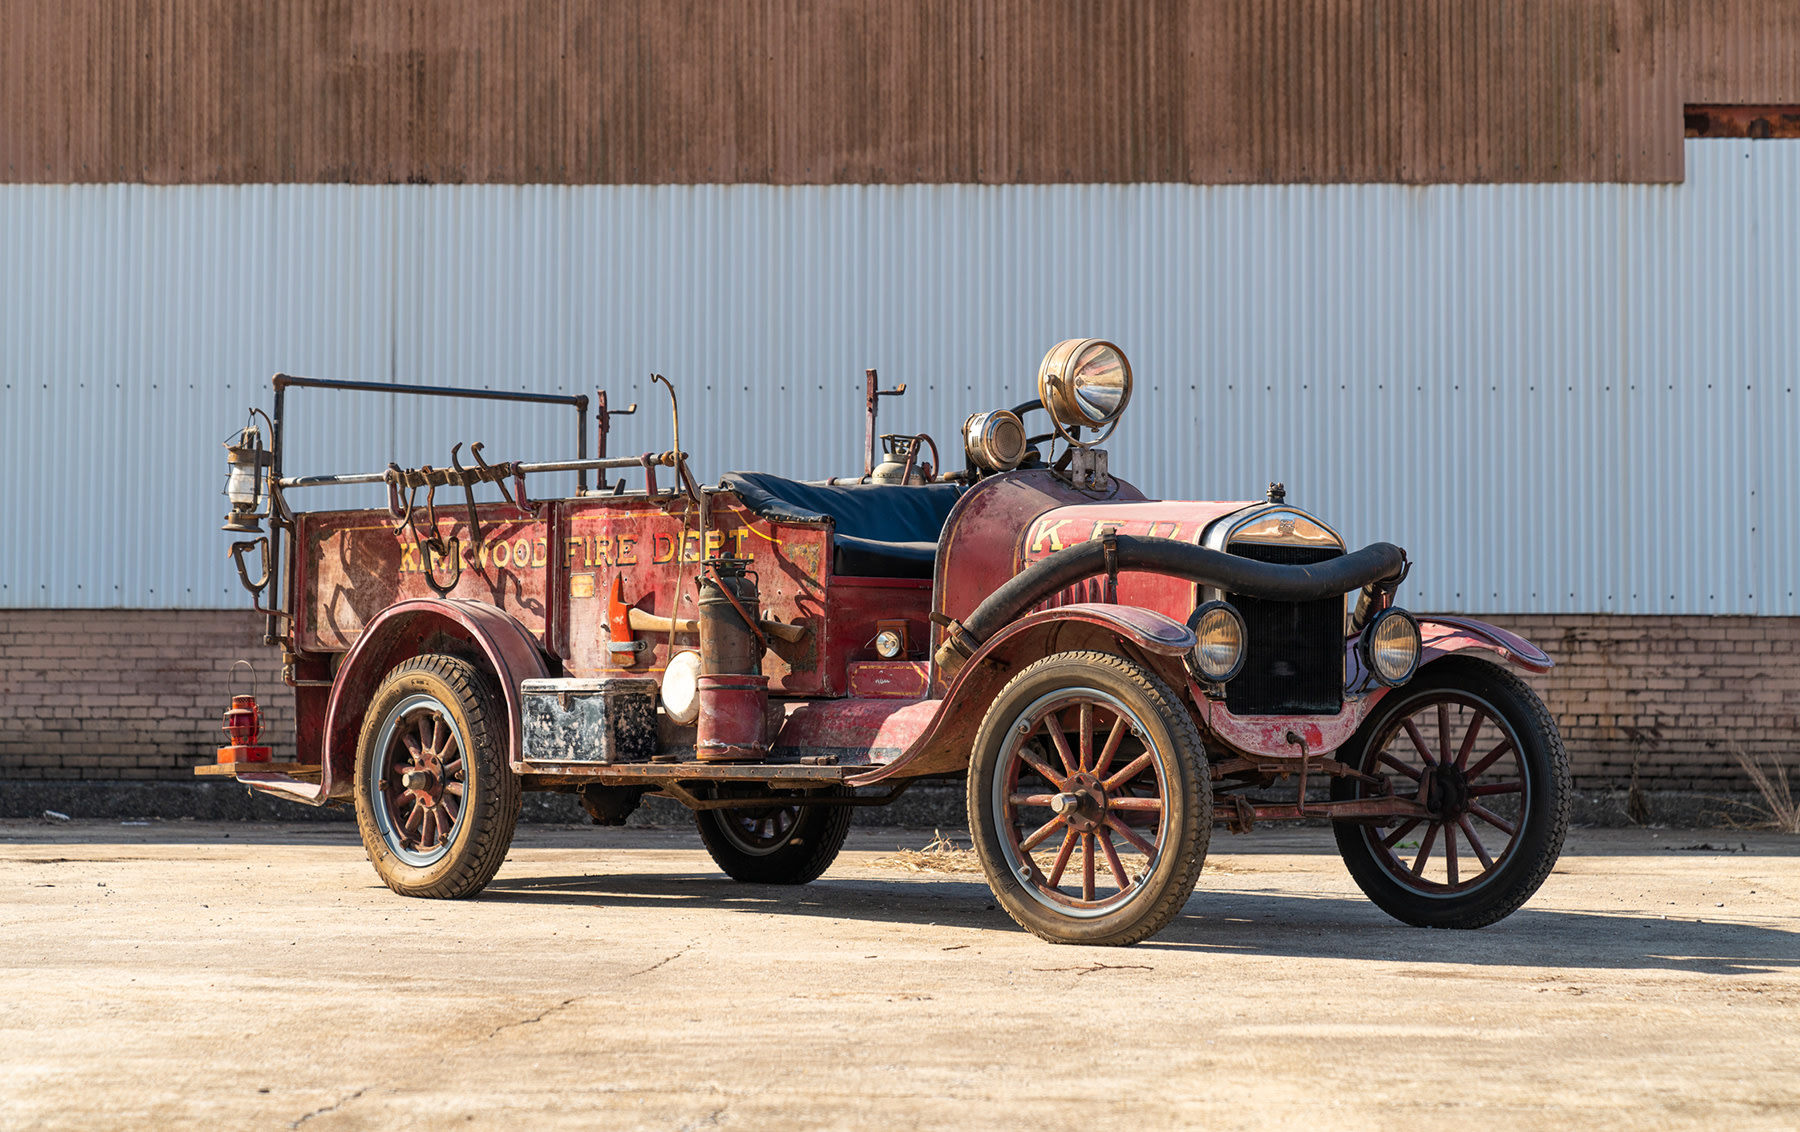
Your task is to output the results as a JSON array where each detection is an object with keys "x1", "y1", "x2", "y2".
[{"x1": 2, "y1": 140, "x2": 1795, "y2": 613}]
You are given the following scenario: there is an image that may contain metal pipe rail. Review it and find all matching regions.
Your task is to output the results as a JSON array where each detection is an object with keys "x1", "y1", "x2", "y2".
[
  {"x1": 280, "y1": 453, "x2": 672, "y2": 490},
  {"x1": 261, "y1": 372, "x2": 599, "y2": 648}
]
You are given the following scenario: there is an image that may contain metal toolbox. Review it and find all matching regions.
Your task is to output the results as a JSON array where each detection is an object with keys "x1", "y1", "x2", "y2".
[{"x1": 519, "y1": 677, "x2": 659, "y2": 765}]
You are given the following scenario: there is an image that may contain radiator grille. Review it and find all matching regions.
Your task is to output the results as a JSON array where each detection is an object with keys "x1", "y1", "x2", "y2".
[{"x1": 1224, "y1": 544, "x2": 1345, "y2": 716}]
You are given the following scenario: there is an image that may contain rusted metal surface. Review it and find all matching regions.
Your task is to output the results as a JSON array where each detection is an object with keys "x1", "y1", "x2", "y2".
[
  {"x1": 694, "y1": 674, "x2": 772, "y2": 762},
  {"x1": 1199, "y1": 690, "x2": 1381, "y2": 763},
  {"x1": 846, "y1": 661, "x2": 931, "y2": 699},
  {"x1": 930, "y1": 469, "x2": 1145, "y2": 685},
  {"x1": 518, "y1": 677, "x2": 659, "y2": 766},
  {"x1": 1685, "y1": 104, "x2": 1800, "y2": 139},
  {"x1": 6, "y1": 2, "x2": 1798, "y2": 187},
  {"x1": 768, "y1": 696, "x2": 939, "y2": 766}
]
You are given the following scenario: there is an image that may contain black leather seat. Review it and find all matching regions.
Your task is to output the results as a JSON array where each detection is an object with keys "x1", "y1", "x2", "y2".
[{"x1": 720, "y1": 472, "x2": 965, "y2": 579}]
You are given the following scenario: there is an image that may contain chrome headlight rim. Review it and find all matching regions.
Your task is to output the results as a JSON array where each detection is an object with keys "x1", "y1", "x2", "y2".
[
  {"x1": 1361, "y1": 607, "x2": 1422, "y2": 688},
  {"x1": 1185, "y1": 600, "x2": 1248, "y2": 684},
  {"x1": 1036, "y1": 338, "x2": 1133, "y2": 450},
  {"x1": 963, "y1": 408, "x2": 1029, "y2": 473}
]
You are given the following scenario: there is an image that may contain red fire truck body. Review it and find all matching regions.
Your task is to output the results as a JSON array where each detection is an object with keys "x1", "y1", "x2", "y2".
[{"x1": 208, "y1": 341, "x2": 1569, "y2": 945}]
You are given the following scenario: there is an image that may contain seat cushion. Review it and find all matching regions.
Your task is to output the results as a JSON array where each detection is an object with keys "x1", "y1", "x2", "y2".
[{"x1": 721, "y1": 472, "x2": 964, "y2": 579}]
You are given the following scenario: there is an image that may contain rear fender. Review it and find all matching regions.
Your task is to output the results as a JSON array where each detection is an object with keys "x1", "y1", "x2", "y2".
[
  {"x1": 319, "y1": 599, "x2": 552, "y2": 800},
  {"x1": 1418, "y1": 615, "x2": 1554, "y2": 675},
  {"x1": 849, "y1": 603, "x2": 1193, "y2": 784}
]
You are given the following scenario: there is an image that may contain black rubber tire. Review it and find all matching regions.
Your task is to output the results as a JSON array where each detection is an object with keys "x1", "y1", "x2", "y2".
[
  {"x1": 353, "y1": 654, "x2": 520, "y2": 898},
  {"x1": 695, "y1": 791, "x2": 854, "y2": 885},
  {"x1": 1331, "y1": 656, "x2": 1570, "y2": 928},
  {"x1": 966, "y1": 650, "x2": 1209, "y2": 947}
]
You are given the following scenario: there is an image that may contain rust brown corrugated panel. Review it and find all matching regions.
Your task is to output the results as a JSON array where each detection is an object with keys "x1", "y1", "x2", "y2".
[{"x1": 3, "y1": 0, "x2": 1799, "y2": 185}]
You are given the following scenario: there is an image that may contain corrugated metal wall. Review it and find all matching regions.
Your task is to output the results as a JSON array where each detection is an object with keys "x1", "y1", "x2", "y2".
[
  {"x1": 7, "y1": 0, "x2": 1800, "y2": 186},
  {"x1": 2, "y1": 140, "x2": 1795, "y2": 614}
]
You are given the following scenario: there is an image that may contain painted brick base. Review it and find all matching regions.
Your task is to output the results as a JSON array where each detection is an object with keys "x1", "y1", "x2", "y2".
[
  {"x1": 1482, "y1": 614, "x2": 1799, "y2": 792},
  {"x1": 0, "y1": 611, "x2": 294, "y2": 781},
  {"x1": 2, "y1": 609, "x2": 1795, "y2": 793}
]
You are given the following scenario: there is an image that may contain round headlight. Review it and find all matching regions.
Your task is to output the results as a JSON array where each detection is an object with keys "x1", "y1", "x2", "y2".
[
  {"x1": 873, "y1": 629, "x2": 904, "y2": 659},
  {"x1": 1037, "y1": 338, "x2": 1133, "y2": 447},
  {"x1": 661, "y1": 649, "x2": 703, "y2": 725},
  {"x1": 1363, "y1": 608, "x2": 1421, "y2": 687},
  {"x1": 963, "y1": 409, "x2": 1029, "y2": 473},
  {"x1": 1185, "y1": 601, "x2": 1247, "y2": 684}
]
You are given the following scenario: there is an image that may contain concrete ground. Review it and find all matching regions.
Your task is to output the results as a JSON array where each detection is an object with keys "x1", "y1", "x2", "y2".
[{"x1": 1, "y1": 820, "x2": 1796, "y2": 1131}]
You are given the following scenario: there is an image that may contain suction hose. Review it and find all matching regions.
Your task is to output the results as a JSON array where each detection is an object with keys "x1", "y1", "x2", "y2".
[{"x1": 934, "y1": 535, "x2": 1408, "y2": 674}]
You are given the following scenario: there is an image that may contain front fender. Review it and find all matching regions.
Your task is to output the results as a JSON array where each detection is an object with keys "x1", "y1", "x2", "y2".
[
  {"x1": 318, "y1": 599, "x2": 552, "y2": 800},
  {"x1": 1418, "y1": 615, "x2": 1554, "y2": 674},
  {"x1": 849, "y1": 603, "x2": 1193, "y2": 784}
]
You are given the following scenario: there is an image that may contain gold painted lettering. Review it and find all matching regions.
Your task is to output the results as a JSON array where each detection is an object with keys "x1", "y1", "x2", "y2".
[
  {"x1": 616, "y1": 536, "x2": 637, "y2": 565},
  {"x1": 1031, "y1": 519, "x2": 1069, "y2": 553},
  {"x1": 730, "y1": 530, "x2": 749, "y2": 556},
  {"x1": 534, "y1": 537, "x2": 548, "y2": 567},
  {"x1": 651, "y1": 533, "x2": 675, "y2": 564},
  {"x1": 705, "y1": 529, "x2": 724, "y2": 556},
  {"x1": 491, "y1": 541, "x2": 511, "y2": 568},
  {"x1": 567, "y1": 537, "x2": 587, "y2": 568}
]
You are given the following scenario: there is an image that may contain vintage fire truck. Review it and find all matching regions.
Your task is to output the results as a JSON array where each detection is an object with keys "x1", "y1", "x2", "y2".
[{"x1": 208, "y1": 340, "x2": 1569, "y2": 946}]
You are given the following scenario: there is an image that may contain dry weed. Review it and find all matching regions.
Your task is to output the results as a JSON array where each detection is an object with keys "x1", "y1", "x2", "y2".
[
  {"x1": 1728, "y1": 744, "x2": 1800, "y2": 834},
  {"x1": 871, "y1": 830, "x2": 984, "y2": 874}
]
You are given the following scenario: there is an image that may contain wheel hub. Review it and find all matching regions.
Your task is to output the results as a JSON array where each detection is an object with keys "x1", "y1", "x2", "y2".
[
  {"x1": 1421, "y1": 761, "x2": 1471, "y2": 818},
  {"x1": 400, "y1": 766, "x2": 439, "y2": 800},
  {"x1": 1051, "y1": 772, "x2": 1107, "y2": 832}
]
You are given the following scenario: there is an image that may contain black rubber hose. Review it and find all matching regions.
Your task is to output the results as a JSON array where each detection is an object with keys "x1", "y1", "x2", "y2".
[{"x1": 959, "y1": 535, "x2": 1408, "y2": 645}]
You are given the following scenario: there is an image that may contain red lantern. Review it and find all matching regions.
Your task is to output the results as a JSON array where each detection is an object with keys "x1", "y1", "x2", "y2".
[{"x1": 218, "y1": 694, "x2": 272, "y2": 764}]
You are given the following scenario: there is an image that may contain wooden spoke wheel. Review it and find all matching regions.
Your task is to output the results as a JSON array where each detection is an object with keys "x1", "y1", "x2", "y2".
[
  {"x1": 1331, "y1": 657, "x2": 1569, "y2": 928},
  {"x1": 695, "y1": 791, "x2": 853, "y2": 885},
  {"x1": 354, "y1": 654, "x2": 519, "y2": 898},
  {"x1": 969, "y1": 651, "x2": 1208, "y2": 946}
]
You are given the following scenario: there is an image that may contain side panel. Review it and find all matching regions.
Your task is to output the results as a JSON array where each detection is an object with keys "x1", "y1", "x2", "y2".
[
  {"x1": 929, "y1": 469, "x2": 1146, "y2": 693},
  {"x1": 298, "y1": 504, "x2": 554, "y2": 653},
  {"x1": 851, "y1": 603, "x2": 1194, "y2": 785},
  {"x1": 558, "y1": 495, "x2": 929, "y2": 696}
]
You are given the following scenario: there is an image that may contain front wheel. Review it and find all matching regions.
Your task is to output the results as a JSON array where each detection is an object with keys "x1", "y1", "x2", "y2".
[
  {"x1": 353, "y1": 654, "x2": 520, "y2": 898},
  {"x1": 695, "y1": 791, "x2": 854, "y2": 884},
  {"x1": 968, "y1": 651, "x2": 1209, "y2": 946},
  {"x1": 1331, "y1": 656, "x2": 1569, "y2": 928}
]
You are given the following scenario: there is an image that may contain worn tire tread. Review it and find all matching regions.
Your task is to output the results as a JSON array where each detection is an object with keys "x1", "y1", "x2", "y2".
[
  {"x1": 1333, "y1": 656, "x2": 1569, "y2": 929},
  {"x1": 353, "y1": 654, "x2": 520, "y2": 899},
  {"x1": 968, "y1": 650, "x2": 1210, "y2": 947}
]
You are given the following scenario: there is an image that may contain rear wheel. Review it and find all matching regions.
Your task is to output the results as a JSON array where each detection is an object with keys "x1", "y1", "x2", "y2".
[
  {"x1": 968, "y1": 651, "x2": 1209, "y2": 946},
  {"x1": 1331, "y1": 657, "x2": 1569, "y2": 928},
  {"x1": 695, "y1": 791, "x2": 854, "y2": 884},
  {"x1": 353, "y1": 654, "x2": 520, "y2": 898}
]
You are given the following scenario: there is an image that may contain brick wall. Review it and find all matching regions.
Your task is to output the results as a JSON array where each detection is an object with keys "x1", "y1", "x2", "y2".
[
  {"x1": 0, "y1": 611, "x2": 293, "y2": 781},
  {"x1": 1, "y1": 609, "x2": 1794, "y2": 791},
  {"x1": 1482, "y1": 614, "x2": 1799, "y2": 792}
]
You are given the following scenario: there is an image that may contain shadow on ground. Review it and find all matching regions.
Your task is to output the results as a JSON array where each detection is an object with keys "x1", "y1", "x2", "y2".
[{"x1": 478, "y1": 867, "x2": 1800, "y2": 977}]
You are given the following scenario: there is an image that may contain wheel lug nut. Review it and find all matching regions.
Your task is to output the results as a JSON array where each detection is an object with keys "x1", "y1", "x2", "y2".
[{"x1": 1050, "y1": 792, "x2": 1082, "y2": 815}]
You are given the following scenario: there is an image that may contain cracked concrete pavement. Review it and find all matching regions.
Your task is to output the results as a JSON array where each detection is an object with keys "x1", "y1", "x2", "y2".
[{"x1": 2, "y1": 820, "x2": 1797, "y2": 1130}]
